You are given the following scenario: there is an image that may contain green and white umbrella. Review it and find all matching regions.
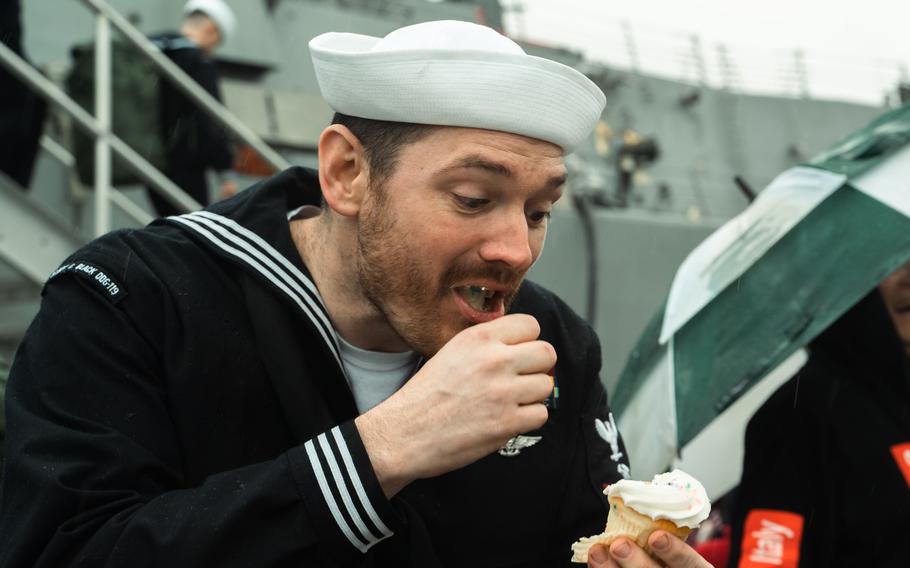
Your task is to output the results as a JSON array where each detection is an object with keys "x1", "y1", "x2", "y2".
[{"x1": 612, "y1": 103, "x2": 910, "y2": 492}]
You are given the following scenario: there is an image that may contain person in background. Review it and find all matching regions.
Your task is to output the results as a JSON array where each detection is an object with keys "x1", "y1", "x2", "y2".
[
  {"x1": 0, "y1": 0, "x2": 48, "y2": 190},
  {"x1": 147, "y1": 0, "x2": 236, "y2": 217},
  {"x1": 728, "y1": 260, "x2": 910, "y2": 567}
]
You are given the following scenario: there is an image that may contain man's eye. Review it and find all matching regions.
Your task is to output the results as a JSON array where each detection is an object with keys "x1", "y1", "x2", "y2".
[
  {"x1": 454, "y1": 195, "x2": 489, "y2": 210},
  {"x1": 529, "y1": 211, "x2": 551, "y2": 225}
]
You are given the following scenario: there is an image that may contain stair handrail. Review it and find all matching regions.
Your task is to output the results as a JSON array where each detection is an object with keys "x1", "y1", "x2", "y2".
[
  {"x1": 0, "y1": 0, "x2": 292, "y2": 237},
  {"x1": 0, "y1": 40, "x2": 196, "y2": 234},
  {"x1": 79, "y1": 0, "x2": 292, "y2": 174},
  {"x1": 77, "y1": 0, "x2": 292, "y2": 235}
]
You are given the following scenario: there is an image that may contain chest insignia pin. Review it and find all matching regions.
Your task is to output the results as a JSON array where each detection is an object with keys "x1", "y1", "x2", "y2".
[{"x1": 498, "y1": 435, "x2": 542, "y2": 457}]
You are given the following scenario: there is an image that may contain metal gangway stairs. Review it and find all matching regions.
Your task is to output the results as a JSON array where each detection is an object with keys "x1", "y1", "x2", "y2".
[{"x1": 0, "y1": 0, "x2": 291, "y2": 355}]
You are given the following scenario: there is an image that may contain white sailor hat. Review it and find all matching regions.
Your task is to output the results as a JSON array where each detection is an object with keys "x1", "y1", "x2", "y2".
[
  {"x1": 184, "y1": 0, "x2": 237, "y2": 43},
  {"x1": 308, "y1": 20, "x2": 606, "y2": 153}
]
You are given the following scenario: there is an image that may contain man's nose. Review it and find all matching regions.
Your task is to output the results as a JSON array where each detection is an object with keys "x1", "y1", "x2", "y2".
[{"x1": 477, "y1": 211, "x2": 534, "y2": 271}]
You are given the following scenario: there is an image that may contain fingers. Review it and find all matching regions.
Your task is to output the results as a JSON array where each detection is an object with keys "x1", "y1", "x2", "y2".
[
  {"x1": 647, "y1": 531, "x2": 714, "y2": 568},
  {"x1": 587, "y1": 544, "x2": 618, "y2": 568},
  {"x1": 508, "y1": 339, "x2": 557, "y2": 375},
  {"x1": 595, "y1": 533, "x2": 715, "y2": 568},
  {"x1": 607, "y1": 539, "x2": 661, "y2": 568},
  {"x1": 475, "y1": 313, "x2": 540, "y2": 345},
  {"x1": 512, "y1": 401, "x2": 548, "y2": 432},
  {"x1": 514, "y1": 373, "x2": 554, "y2": 405}
]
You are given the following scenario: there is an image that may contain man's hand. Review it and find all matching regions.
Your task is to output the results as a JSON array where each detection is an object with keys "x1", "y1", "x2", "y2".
[
  {"x1": 587, "y1": 533, "x2": 714, "y2": 568},
  {"x1": 355, "y1": 314, "x2": 555, "y2": 497}
]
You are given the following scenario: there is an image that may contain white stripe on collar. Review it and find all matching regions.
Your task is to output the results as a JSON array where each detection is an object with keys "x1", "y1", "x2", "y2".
[
  {"x1": 169, "y1": 212, "x2": 342, "y2": 370},
  {"x1": 192, "y1": 210, "x2": 332, "y2": 315}
]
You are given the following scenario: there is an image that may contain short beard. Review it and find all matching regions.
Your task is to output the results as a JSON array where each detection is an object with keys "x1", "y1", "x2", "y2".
[
  {"x1": 356, "y1": 178, "x2": 443, "y2": 355},
  {"x1": 356, "y1": 180, "x2": 524, "y2": 356}
]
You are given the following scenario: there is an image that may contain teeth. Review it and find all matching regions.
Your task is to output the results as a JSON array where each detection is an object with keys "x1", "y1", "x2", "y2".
[
  {"x1": 474, "y1": 285, "x2": 496, "y2": 299},
  {"x1": 460, "y1": 285, "x2": 496, "y2": 312}
]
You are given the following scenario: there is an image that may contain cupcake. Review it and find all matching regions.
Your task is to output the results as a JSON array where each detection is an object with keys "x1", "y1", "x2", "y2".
[{"x1": 571, "y1": 469, "x2": 711, "y2": 563}]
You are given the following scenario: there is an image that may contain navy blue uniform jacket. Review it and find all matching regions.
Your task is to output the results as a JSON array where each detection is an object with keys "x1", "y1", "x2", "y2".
[{"x1": 0, "y1": 167, "x2": 630, "y2": 567}]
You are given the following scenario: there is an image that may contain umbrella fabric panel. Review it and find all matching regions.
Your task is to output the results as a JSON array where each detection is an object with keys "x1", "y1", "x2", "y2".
[
  {"x1": 809, "y1": 102, "x2": 910, "y2": 178},
  {"x1": 614, "y1": 340, "x2": 678, "y2": 479},
  {"x1": 673, "y1": 184, "x2": 910, "y2": 447},
  {"x1": 852, "y1": 144, "x2": 910, "y2": 219},
  {"x1": 610, "y1": 305, "x2": 665, "y2": 415},
  {"x1": 658, "y1": 167, "x2": 845, "y2": 345},
  {"x1": 672, "y1": 348, "x2": 807, "y2": 501}
]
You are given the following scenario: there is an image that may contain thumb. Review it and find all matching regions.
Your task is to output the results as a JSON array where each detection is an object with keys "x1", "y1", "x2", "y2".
[{"x1": 587, "y1": 544, "x2": 611, "y2": 568}]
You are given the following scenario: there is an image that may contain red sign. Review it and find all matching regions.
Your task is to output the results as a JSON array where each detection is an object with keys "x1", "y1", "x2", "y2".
[
  {"x1": 890, "y1": 442, "x2": 910, "y2": 489},
  {"x1": 738, "y1": 509, "x2": 803, "y2": 567}
]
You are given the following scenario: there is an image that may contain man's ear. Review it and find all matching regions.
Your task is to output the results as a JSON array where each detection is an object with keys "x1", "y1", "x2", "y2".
[{"x1": 317, "y1": 125, "x2": 370, "y2": 218}]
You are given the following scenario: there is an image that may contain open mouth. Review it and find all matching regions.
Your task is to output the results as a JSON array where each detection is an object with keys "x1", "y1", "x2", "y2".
[{"x1": 453, "y1": 285, "x2": 503, "y2": 313}]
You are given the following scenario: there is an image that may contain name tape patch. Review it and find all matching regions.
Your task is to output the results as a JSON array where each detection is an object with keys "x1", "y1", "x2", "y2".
[
  {"x1": 890, "y1": 442, "x2": 910, "y2": 490},
  {"x1": 48, "y1": 261, "x2": 127, "y2": 303},
  {"x1": 739, "y1": 509, "x2": 803, "y2": 568}
]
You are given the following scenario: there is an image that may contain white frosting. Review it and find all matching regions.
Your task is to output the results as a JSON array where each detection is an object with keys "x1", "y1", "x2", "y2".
[{"x1": 605, "y1": 469, "x2": 711, "y2": 528}]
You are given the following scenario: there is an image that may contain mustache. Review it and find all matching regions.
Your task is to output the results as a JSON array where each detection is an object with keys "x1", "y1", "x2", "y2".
[{"x1": 443, "y1": 262, "x2": 525, "y2": 292}]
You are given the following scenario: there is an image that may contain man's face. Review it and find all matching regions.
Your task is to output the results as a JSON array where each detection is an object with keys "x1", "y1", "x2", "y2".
[
  {"x1": 879, "y1": 259, "x2": 910, "y2": 356},
  {"x1": 200, "y1": 20, "x2": 223, "y2": 53},
  {"x1": 355, "y1": 127, "x2": 566, "y2": 356},
  {"x1": 183, "y1": 17, "x2": 222, "y2": 54}
]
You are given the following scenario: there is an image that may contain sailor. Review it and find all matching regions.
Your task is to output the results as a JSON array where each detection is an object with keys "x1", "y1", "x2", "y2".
[
  {"x1": 147, "y1": 0, "x2": 237, "y2": 217},
  {"x1": 0, "y1": 20, "x2": 709, "y2": 567}
]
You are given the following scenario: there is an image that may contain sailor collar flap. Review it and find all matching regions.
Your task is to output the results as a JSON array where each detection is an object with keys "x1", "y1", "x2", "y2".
[{"x1": 165, "y1": 167, "x2": 343, "y2": 372}]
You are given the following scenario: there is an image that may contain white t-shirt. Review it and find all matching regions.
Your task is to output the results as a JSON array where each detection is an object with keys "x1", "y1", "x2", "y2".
[{"x1": 336, "y1": 335, "x2": 420, "y2": 413}]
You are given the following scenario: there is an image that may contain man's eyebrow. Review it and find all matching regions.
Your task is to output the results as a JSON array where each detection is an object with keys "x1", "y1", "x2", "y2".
[
  {"x1": 438, "y1": 155, "x2": 513, "y2": 178},
  {"x1": 437, "y1": 155, "x2": 567, "y2": 190},
  {"x1": 546, "y1": 172, "x2": 568, "y2": 190}
]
